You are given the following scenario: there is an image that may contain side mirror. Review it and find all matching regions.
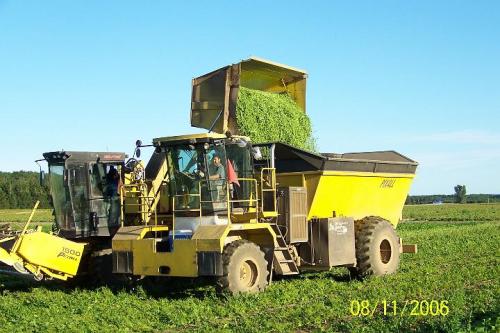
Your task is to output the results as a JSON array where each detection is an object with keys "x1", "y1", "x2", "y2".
[
  {"x1": 135, "y1": 139, "x2": 142, "y2": 147},
  {"x1": 135, "y1": 148, "x2": 141, "y2": 158},
  {"x1": 39, "y1": 170, "x2": 46, "y2": 186}
]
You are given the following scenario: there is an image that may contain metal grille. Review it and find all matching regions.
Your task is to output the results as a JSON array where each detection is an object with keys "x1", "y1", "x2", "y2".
[
  {"x1": 278, "y1": 187, "x2": 308, "y2": 243},
  {"x1": 112, "y1": 251, "x2": 133, "y2": 274}
]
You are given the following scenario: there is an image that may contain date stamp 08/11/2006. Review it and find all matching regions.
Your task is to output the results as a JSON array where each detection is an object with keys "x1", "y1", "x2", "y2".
[{"x1": 350, "y1": 300, "x2": 449, "y2": 317}]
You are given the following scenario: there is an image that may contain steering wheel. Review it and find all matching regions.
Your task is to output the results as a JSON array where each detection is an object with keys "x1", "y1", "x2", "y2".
[{"x1": 181, "y1": 171, "x2": 196, "y2": 180}]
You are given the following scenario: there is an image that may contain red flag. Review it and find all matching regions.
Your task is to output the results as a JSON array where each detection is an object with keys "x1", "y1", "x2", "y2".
[{"x1": 226, "y1": 159, "x2": 240, "y2": 187}]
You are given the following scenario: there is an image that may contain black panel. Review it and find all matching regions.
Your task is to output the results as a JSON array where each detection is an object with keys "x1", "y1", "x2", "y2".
[
  {"x1": 299, "y1": 217, "x2": 356, "y2": 267},
  {"x1": 197, "y1": 252, "x2": 223, "y2": 276},
  {"x1": 254, "y1": 142, "x2": 418, "y2": 174},
  {"x1": 112, "y1": 251, "x2": 133, "y2": 274}
]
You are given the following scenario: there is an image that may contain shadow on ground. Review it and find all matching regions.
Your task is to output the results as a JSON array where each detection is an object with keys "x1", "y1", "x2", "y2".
[
  {"x1": 0, "y1": 268, "x2": 218, "y2": 299},
  {"x1": 0, "y1": 266, "x2": 356, "y2": 300}
]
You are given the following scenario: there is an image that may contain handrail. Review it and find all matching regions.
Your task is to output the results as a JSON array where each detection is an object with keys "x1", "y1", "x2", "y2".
[
  {"x1": 260, "y1": 168, "x2": 277, "y2": 214},
  {"x1": 225, "y1": 178, "x2": 259, "y2": 222},
  {"x1": 172, "y1": 182, "x2": 203, "y2": 241}
]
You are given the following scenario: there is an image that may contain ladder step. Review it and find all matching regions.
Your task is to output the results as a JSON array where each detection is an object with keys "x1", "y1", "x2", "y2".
[
  {"x1": 275, "y1": 246, "x2": 288, "y2": 251},
  {"x1": 279, "y1": 259, "x2": 295, "y2": 263}
]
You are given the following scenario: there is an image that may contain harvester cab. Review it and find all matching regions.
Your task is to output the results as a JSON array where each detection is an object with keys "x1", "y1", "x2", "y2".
[
  {"x1": 151, "y1": 132, "x2": 276, "y2": 227},
  {"x1": 0, "y1": 151, "x2": 127, "y2": 282},
  {"x1": 41, "y1": 151, "x2": 126, "y2": 238}
]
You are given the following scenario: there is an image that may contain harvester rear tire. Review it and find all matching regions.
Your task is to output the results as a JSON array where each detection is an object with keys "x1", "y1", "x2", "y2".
[
  {"x1": 353, "y1": 216, "x2": 400, "y2": 277},
  {"x1": 217, "y1": 240, "x2": 269, "y2": 294}
]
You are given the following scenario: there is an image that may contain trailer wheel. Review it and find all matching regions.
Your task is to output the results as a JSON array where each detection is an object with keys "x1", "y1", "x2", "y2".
[
  {"x1": 353, "y1": 216, "x2": 400, "y2": 277},
  {"x1": 217, "y1": 240, "x2": 269, "y2": 294}
]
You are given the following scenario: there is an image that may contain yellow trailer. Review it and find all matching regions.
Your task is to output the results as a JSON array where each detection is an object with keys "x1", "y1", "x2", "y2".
[{"x1": 266, "y1": 144, "x2": 417, "y2": 227}]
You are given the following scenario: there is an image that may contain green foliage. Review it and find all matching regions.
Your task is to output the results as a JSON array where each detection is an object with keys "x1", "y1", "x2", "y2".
[
  {"x1": 0, "y1": 209, "x2": 53, "y2": 223},
  {"x1": 0, "y1": 171, "x2": 50, "y2": 209},
  {"x1": 0, "y1": 204, "x2": 498, "y2": 332},
  {"x1": 236, "y1": 87, "x2": 316, "y2": 151},
  {"x1": 403, "y1": 203, "x2": 500, "y2": 222},
  {"x1": 454, "y1": 185, "x2": 467, "y2": 203},
  {"x1": 406, "y1": 194, "x2": 500, "y2": 205}
]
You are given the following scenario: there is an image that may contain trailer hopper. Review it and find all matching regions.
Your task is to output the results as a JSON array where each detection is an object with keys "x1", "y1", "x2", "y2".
[
  {"x1": 191, "y1": 56, "x2": 307, "y2": 134},
  {"x1": 255, "y1": 143, "x2": 418, "y2": 227}
]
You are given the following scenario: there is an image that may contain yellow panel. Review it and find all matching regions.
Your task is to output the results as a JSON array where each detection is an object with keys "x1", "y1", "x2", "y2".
[
  {"x1": 17, "y1": 232, "x2": 85, "y2": 276},
  {"x1": 112, "y1": 239, "x2": 133, "y2": 252},
  {"x1": 192, "y1": 225, "x2": 230, "y2": 252},
  {"x1": 132, "y1": 239, "x2": 197, "y2": 277},
  {"x1": 276, "y1": 173, "x2": 304, "y2": 187},
  {"x1": 306, "y1": 171, "x2": 414, "y2": 226},
  {"x1": 195, "y1": 239, "x2": 223, "y2": 252},
  {"x1": 228, "y1": 223, "x2": 277, "y2": 246},
  {"x1": 0, "y1": 246, "x2": 17, "y2": 266}
]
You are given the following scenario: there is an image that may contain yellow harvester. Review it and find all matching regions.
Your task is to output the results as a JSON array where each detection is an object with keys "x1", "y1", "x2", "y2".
[{"x1": 0, "y1": 58, "x2": 417, "y2": 293}]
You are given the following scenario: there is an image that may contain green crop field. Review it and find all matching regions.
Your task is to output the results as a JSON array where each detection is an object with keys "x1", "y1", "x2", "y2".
[
  {"x1": 403, "y1": 203, "x2": 500, "y2": 222},
  {"x1": 0, "y1": 204, "x2": 498, "y2": 332},
  {"x1": 0, "y1": 209, "x2": 53, "y2": 223},
  {"x1": 0, "y1": 209, "x2": 53, "y2": 233}
]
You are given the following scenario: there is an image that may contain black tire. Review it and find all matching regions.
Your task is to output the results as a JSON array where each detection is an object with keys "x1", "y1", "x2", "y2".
[
  {"x1": 353, "y1": 216, "x2": 400, "y2": 277},
  {"x1": 217, "y1": 240, "x2": 269, "y2": 294}
]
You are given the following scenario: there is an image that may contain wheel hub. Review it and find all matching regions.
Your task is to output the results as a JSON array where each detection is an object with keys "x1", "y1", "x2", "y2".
[
  {"x1": 379, "y1": 239, "x2": 392, "y2": 264},
  {"x1": 239, "y1": 260, "x2": 258, "y2": 287}
]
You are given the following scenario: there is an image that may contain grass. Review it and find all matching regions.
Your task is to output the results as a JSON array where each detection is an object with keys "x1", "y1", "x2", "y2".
[
  {"x1": 0, "y1": 204, "x2": 498, "y2": 332},
  {"x1": 0, "y1": 209, "x2": 53, "y2": 223},
  {"x1": 0, "y1": 209, "x2": 53, "y2": 233},
  {"x1": 403, "y1": 203, "x2": 500, "y2": 222}
]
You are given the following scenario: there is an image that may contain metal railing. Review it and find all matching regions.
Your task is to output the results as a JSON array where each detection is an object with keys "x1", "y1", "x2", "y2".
[
  {"x1": 171, "y1": 186, "x2": 202, "y2": 241},
  {"x1": 227, "y1": 178, "x2": 259, "y2": 222},
  {"x1": 120, "y1": 182, "x2": 158, "y2": 226},
  {"x1": 260, "y1": 168, "x2": 277, "y2": 214},
  {"x1": 121, "y1": 166, "x2": 278, "y2": 232}
]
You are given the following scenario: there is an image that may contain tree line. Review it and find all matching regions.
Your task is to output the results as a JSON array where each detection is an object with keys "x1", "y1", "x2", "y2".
[
  {"x1": 406, "y1": 194, "x2": 500, "y2": 205},
  {"x1": 0, "y1": 172, "x2": 499, "y2": 209},
  {"x1": 0, "y1": 171, "x2": 50, "y2": 209}
]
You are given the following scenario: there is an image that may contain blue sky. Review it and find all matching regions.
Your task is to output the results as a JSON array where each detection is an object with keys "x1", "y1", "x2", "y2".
[{"x1": 0, "y1": 1, "x2": 498, "y2": 194}]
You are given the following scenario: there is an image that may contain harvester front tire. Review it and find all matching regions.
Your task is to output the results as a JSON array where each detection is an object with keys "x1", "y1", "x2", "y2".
[
  {"x1": 217, "y1": 240, "x2": 269, "y2": 294},
  {"x1": 353, "y1": 217, "x2": 400, "y2": 277}
]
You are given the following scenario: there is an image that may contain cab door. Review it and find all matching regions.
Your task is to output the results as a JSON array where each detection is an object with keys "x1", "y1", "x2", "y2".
[
  {"x1": 88, "y1": 163, "x2": 121, "y2": 236},
  {"x1": 67, "y1": 164, "x2": 91, "y2": 236}
]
